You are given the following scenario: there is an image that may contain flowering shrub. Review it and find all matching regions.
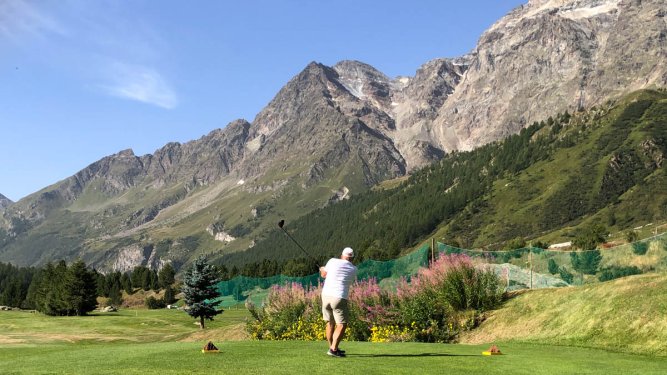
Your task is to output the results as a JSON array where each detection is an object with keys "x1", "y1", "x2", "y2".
[
  {"x1": 347, "y1": 278, "x2": 398, "y2": 341},
  {"x1": 246, "y1": 254, "x2": 503, "y2": 343},
  {"x1": 246, "y1": 282, "x2": 324, "y2": 340},
  {"x1": 369, "y1": 324, "x2": 415, "y2": 342}
]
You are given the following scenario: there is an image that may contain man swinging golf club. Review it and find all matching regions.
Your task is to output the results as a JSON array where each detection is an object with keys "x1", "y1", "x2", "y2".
[{"x1": 320, "y1": 247, "x2": 357, "y2": 358}]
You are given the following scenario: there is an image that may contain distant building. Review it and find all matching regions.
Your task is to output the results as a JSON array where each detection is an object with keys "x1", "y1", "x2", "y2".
[{"x1": 548, "y1": 241, "x2": 572, "y2": 249}]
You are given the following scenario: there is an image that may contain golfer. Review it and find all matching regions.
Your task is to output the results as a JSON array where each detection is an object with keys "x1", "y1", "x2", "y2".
[{"x1": 319, "y1": 247, "x2": 357, "y2": 358}]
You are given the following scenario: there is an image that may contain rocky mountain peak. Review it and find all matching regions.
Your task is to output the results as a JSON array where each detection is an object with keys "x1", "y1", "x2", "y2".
[
  {"x1": 430, "y1": 0, "x2": 664, "y2": 151},
  {"x1": 333, "y1": 60, "x2": 393, "y2": 107},
  {"x1": 0, "y1": 193, "x2": 12, "y2": 210}
]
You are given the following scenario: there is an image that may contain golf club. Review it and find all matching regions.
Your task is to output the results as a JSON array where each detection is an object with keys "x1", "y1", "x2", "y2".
[{"x1": 277, "y1": 219, "x2": 321, "y2": 267}]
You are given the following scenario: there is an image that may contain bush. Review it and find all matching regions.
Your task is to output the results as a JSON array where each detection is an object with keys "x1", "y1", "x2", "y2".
[
  {"x1": 598, "y1": 266, "x2": 642, "y2": 282},
  {"x1": 631, "y1": 242, "x2": 649, "y2": 255},
  {"x1": 570, "y1": 250, "x2": 602, "y2": 275},
  {"x1": 246, "y1": 283, "x2": 324, "y2": 341},
  {"x1": 347, "y1": 278, "x2": 397, "y2": 341},
  {"x1": 559, "y1": 267, "x2": 574, "y2": 284},
  {"x1": 394, "y1": 254, "x2": 503, "y2": 342},
  {"x1": 548, "y1": 259, "x2": 559, "y2": 275},
  {"x1": 145, "y1": 296, "x2": 166, "y2": 309},
  {"x1": 625, "y1": 231, "x2": 639, "y2": 243}
]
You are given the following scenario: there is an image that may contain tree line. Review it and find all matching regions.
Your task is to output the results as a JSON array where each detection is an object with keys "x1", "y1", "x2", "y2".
[{"x1": 0, "y1": 261, "x2": 176, "y2": 315}]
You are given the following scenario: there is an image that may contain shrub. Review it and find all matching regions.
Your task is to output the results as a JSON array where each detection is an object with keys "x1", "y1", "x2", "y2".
[
  {"x1": 570, "y1": 250, "x2": 602, "y2": 275},
  {"x1": 370, "y1": 324, "x2": 415, "y2": 343},
  {"x1": 559, "y1": 267, "x2": 574, "y2": 284},
  {"x1": 395, "y1": 254, "x2": 502, "y2": 342},
  {"x1": 625, "y1": 230, "x2": 639, "y2": 243},
  {"x1": 145, "y1": 296, "x2": 166, "y2": 309},
  {"x1": 548, "y1": 259, "x2": 559, "y2": 275},
  {"x1": 631, "y1": 242, "x2": 649, "y2": 255},
  {"x1": 246, "y1": 283, "x2": 324, "y2": 341},
  {"x1": 598, "y1": 266, "x2": 642, "y2": 282},
  {"x1": 246, "y1": 254, "x2": 503, "y2": 344},
  {"x1": 347, "y1": 278, "x2": 397, "y2": 341}
]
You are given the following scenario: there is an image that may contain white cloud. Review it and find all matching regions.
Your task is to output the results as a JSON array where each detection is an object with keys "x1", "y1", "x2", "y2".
[
  {"x1": 0, "y1": 0, "x2": 67, "y2": 42},
  {"x1": 100, "y1": 62, "x2": 178, "y2": 109},
  {"x1": 1, "y1": 1, "x2": 179, "y2": 110}
]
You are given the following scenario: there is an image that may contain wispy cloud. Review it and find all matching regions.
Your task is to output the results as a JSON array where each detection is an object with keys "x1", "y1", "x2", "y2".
[
  {"x1": 100, "y1": 62, "x2": 178, "y2": 109},
  {"x1": 2, "y1": 1, "x2": 178, "y2": 109},
  {"x1": 0, "y1": 0, "x2": 67, "y2": 42}
]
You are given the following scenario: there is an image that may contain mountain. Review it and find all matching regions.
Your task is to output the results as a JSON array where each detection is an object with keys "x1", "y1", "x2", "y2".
[
  {"x1": 227, "y1": 89, "x2": 667, "y2": 268},
  {"x1": 0, "y1": 194, "x2": 12, "y2": 211},
  {"x1": 428, "y1": 0, "x2": 667, "y2": 150},
  {"x1": 1, "y1": 0, "x2": 665, "y2": 272}
]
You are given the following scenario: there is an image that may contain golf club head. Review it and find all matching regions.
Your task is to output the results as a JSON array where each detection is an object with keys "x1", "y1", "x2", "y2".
[{"x1": 278, "y1": 219, "x2": 285, "y2": 228}]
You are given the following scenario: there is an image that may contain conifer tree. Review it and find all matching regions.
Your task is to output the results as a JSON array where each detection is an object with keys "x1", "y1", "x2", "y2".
[
  {"x1": 158, "y1": 263, "x2": 176, "y2": 288},
  {"x1": 182, "y1": 257, "x2": 222, "y2": 329},
  {"x1": 65, "y1": 259, "x2": 98, "y2": 316},
  {"x1": 163, "y1": 285, "x2": 176, "y2": 305}
]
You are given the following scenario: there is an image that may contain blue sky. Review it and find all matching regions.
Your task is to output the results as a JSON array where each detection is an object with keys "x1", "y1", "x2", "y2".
[{"x1": 0, "y1": 0, "x2": 525, "y2": 201}]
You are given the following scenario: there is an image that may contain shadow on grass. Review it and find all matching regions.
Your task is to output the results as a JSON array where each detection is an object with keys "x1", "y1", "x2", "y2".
[{"x1": 347, "y1": 353, "x2": 478, "y2": 358}]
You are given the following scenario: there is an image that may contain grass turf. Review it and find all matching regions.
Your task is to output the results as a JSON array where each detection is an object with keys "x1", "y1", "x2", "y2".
[
  {"x1": 1, "y1": 309, "x2": 666, "y2": 374},
  {"x1": 1, "y1": 340, "x2": 666, "y2": 374}
]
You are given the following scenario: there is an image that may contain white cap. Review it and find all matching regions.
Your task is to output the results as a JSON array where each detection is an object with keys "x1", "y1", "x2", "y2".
[{"x1": 342, "y1": 247, "x2": 354, "y2": 258}]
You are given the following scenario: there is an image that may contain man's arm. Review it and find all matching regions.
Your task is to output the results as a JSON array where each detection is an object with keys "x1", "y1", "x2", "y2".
[{"x1": 319, "y1": 267, "x2": 327, "y2": 278}]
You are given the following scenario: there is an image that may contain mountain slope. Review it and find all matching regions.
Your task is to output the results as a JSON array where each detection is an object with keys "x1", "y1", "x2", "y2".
[
  {"x1": 0, "y1": 63, "x2": 410, "y2": 271},
  {"x1": 224, "y1": 89, "x2": 667, "y2": 267},
  {"x1": 0, "y1": 194, "x2": 12, "y2": 212}
]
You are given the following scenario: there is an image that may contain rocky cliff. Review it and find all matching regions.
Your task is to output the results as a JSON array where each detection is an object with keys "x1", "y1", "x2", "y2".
[
  {"x1": 429, "y1": 0, "x2": 667, "y2": 151},
  {"x1": 0, "y1": 194, "x2": 12, "y2": 211}
]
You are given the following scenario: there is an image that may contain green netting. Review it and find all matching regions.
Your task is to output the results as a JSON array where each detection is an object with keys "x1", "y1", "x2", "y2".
[
  {"x1": 216, "y1": 246, "x2": 429, "y2": 307},
  {"x1": 437, "y1": 232, "x2": 667, "y2": 289},
  {"x1": 216, "y1": 232, "x2": 667, "y2": 305}
]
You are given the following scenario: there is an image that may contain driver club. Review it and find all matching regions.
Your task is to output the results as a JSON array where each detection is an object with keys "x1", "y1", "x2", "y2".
[{"x1": 277, "y1": 219, "x2": 321, "y2": 267}]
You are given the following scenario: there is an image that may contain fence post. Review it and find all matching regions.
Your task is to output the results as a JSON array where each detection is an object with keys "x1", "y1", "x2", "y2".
[
  {"x1": 529, "y1": 249, "x2": 533, "y2": 289},
  {"x1": 431, "y1": 238, "x2": 435, "y2": 264}
]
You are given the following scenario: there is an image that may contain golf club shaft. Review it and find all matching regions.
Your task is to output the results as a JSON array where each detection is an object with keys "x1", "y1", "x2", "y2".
[{"x1": 279, "y1": 227, "x2": 320, "y2": 268}]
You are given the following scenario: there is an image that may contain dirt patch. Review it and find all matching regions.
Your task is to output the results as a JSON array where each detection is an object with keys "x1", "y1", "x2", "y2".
[
  {"x1": 180, "y1": 323, "x2": 249, "y2": 342},
  {"x1": 1, "y1": 333, "x2": 135, "y2": 345},
  {"x1": 0, "y1": 336, "x2": 27, "y2": 344}
]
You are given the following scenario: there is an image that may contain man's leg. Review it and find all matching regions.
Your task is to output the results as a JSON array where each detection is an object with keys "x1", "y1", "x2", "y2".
[
  {"x1": 326, "y1": 320, "x2": 335, "y2": 348},
  {"x1": 331, "y1": 323, "x2": 347, "y2": 351}
]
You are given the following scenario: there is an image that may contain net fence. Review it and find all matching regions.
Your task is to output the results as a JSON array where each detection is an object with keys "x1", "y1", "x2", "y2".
[{"x1": 216, "y1": 232, "x2": 667, "y2": 306}]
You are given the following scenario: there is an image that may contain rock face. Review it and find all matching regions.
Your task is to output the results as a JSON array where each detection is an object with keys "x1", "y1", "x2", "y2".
[
  {"x1": 429, "y1": 0, "x2": 667, "y2": 151},
  {"x1": 0, "y1": 194, "x2": 12, "y2": 210}
]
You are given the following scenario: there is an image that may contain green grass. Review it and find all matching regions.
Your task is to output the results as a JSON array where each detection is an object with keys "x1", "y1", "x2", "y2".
[
  {"x1": 2, "y1": 337, "x2": 666, "y2": 374},
  {"x1": 2, "y1": 307, "x2": 667, "y2": 374},
  {"x1": 460, "y1": 273, "x2": 667, "y2": 356}
]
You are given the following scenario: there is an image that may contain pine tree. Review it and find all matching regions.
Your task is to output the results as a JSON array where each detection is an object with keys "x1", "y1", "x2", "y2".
[
  {"x1": 121, "y1": 273, "x2": 133, "y2": 294},
  {"x1": 108, "y1": 281, "x2": 123, "y2": 306},
  {"x1": 547, "y1": 259, "x2": 559, "y2": 275},
  {"x1": 163, "y1": 285, "x2": 176, "y2": 305},
  {"x1": 182, "y1": 257, "x2": 222, "y2": 329},
  {"x1": 158, "y1": 263, "x2": 176, "y2": 288},
  {"x1": 65, "y1": 260, "x2": 98, "y2": 316}
]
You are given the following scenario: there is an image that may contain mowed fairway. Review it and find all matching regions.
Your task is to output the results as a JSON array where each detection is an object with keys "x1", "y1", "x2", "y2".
[{"x1": 1, "y1": 309, "x2": 666, "y2": 375}]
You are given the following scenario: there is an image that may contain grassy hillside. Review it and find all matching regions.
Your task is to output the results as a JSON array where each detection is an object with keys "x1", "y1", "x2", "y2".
[{"x1": 460, "y1": 273, "x2": 667, "y2": 356}]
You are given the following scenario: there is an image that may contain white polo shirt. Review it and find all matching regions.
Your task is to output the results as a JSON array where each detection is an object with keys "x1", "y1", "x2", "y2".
[{"x1": 322, "y1": 258, "x2": 357, "y2": 299}]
